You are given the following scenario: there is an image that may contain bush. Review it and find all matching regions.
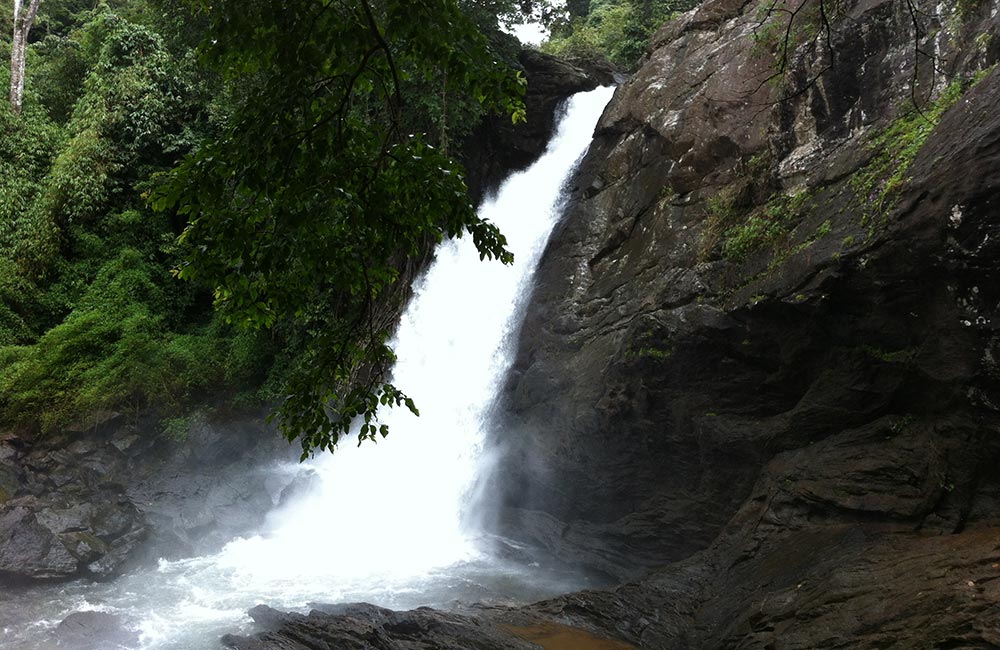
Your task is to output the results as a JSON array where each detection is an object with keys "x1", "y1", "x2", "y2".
[
  {"x1": 0, "y1": 249, "x2": 225, "y2": 429},
  {"x1": 0, "y1": 7, "x2": 259, "y2": 432},
  {"x1": 542, "y1": 0, "x2": 702, "y2": 71},
  {"x1": 0, "y1": 104, "x2": 65, "y2": 252}
]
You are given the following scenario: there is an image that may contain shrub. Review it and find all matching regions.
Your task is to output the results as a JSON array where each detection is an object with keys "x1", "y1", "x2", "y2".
[{"x1": 543, "y1": 0, "x2": 702, "y2": 71}]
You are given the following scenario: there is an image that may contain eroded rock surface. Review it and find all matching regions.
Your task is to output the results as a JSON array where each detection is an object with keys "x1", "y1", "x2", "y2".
[
  {"x1": 490, "y1": 0, "x2": 1000, "y2": 583},
  {"x1": 477, "y1": 0, "x2": 1000, "y2": 646},
  {"x1": 0, "y1": 411, "x2": 293, "y2": 582}
]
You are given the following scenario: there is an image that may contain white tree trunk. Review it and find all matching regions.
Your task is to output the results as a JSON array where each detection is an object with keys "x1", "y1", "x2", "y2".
[{"x1": 9, "y1": 0, "x2": 42, "y2": 115}]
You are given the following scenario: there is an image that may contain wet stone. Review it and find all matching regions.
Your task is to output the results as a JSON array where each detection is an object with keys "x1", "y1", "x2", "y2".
[{"x1": 55, "y1": 611, "x2": 139, "y2": 650}]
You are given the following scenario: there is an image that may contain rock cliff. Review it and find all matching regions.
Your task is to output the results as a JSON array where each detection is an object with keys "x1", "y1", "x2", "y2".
[
  {"x1": 0, "y1": 411, "x2": 295, "y2": 582},
  {"x1": 490, "y1": 0, "x2": 1000, "y2": 572},
  {"x1": 462, "y1": 49, "x2": 618, "y2": 203},
  {"x1": 484, "y1": 0, "x2": 1000, "y2": 645}
]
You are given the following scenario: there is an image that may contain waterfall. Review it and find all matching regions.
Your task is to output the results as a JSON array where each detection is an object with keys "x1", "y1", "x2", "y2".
[
  {"x1": 1, "y1": 84, "x2": 615, "y2": 650},
  {"x1": 218, "y1": 84, "x2": 617, "y2": 585}
]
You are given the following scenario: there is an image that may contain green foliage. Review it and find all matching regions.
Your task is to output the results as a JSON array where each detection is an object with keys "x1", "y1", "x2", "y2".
[
  {"x1": 954, "y1": 0, "x2": 987, "y2": 19},
  {"x1": 721, "y1": 199, "x2": 796, "y2": 262},
  {"x1": 29, "y1": 35, "x2": 88, "y2": 123},
  {"x1": 161, "y1": 415, "x2": 193, "y2": 441},
  {"x1": 152, "y1": 0, "x2": 525, "y2": 457},
  {"x1": 1, "y1": 0, "x2": 528, "y2": 448},
  {"x1": 0, "y1": 105, "x2": 66, "y2": 346},
  {"x1": 629, "y1": 345, "x2": 673, "y2": 360},
  {"x1": 0, "y1": 3, "x2": 241, "y2": 430},
  {"x1": 458, "y1": 0, "x2": 556, "y2": 31},
  {"x1": 542, "y1": 0, "x2": 700, "y2": 70},
  {"x1": 851, "y1": 71, "x2": 990, "y2": 226},
  {"x1": 33, "y1": 0, "x2": 109, "y2": 38},
  {"x1": 702, "y1": 174, "x2": 814, "y2": 264},
  {"x1": 0, "y1": 249, "x2": 215, "y2": 429},
  {"x1": 889, "y1": 413, "x2": 916, "y2": 434},
  {"x1": 543, "y1": 2, "x2": 640, "y2": 67},
  {"x1": 0, "y1": 104, "x2": 65, "y2": 249},
  {"x1": 625, "y1": 329, "x2": 674, "y2": 361},
  {"x1": 699, "y1": 185, "x2": 738, "y2": 259},
  {"x1": 12, "y1": 10, "x2": 207, "y2": 278},
  {"x1": 765, "y1": 208, "x2": 832, "y2": 273},
  {"x1": 657, "y1": 183, "x2": 677, "y2": 204},
  {"x1": 860, "y1": 344, "x2": 915, "y2": 364}
]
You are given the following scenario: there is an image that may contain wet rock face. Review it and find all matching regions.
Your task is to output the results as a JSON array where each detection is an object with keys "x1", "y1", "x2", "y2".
[
  {"x1": 470, "y1": 0, "x2": 1000, "y2": 635},
  {"x1": 462, "y1": 49, "x2": 618, "y2": 204},
  {"x1": 0, "y1": 426, "x2": 146, "y2": 582},
  {"x1": 223, "y1": 603, "x2": 644, "y2": 650},
  {"x1": 488, "y1": 0, "x2": 1000, "y2": 582},
  {"x1": 525, "y1": 525, "x2": 1000, "y2": 650},
  {"x1": 0, "y1": 411, "x2": 294, "y2": 583}
]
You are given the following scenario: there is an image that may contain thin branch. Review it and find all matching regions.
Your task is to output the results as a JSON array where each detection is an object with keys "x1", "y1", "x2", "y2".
[
  {"x1": 904, "y1": 0, "x2": 936, "y2": 121},
  {"x1": 818, "y1": 0, "x2": 833, "y2": 59},
  {"x1": 359, "y1": 0, "x2": 403, "y2": 120}
]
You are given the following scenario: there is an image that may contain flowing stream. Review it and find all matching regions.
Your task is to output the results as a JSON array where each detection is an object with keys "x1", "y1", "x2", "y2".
[{"x1": 1, "y1": 85, "x2": 615, "y2": 650}]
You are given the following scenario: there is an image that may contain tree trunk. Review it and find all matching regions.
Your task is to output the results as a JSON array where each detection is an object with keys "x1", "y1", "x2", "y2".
[{"x1": 9, "y1": 0, "x2": 42, "y2": 115}]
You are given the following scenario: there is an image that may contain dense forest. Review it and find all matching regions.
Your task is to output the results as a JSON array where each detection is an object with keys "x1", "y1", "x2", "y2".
[{"x1": 0, "y1": 0, "x2": 696, "y2": 452}]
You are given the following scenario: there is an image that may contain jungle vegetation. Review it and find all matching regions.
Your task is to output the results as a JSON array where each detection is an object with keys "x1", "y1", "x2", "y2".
[{"x1": 0, "y1": 0, "x2": 683, "y2": 454}]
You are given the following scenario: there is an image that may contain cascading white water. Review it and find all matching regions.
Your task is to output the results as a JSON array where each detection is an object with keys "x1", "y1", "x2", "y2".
[
  {"x1": 1, "y1": 85, "x2": 615, "y2": 650},
  {"x1": 219, "y1": 84, "x2": 617, "y2": 584}
]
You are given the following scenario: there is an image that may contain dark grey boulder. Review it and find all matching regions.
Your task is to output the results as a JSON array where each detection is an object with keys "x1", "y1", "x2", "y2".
[
  {"x1": 0, "y1": 505, "x2": 77, "y2": 580},
  {"x1": 55, "y1": 610, "x2": 139, "y2": 650},
  {"x1": 222, "y1": 603, "x2": 539, "y2": 650}
]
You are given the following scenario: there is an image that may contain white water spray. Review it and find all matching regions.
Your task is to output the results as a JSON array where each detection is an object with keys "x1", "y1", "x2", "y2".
[{"x1": 1, "y1": 85, "x2": 615, "y2": 650}]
